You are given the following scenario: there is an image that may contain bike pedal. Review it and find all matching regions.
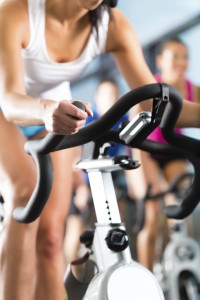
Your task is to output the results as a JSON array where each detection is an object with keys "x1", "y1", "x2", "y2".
[{"x1": 80, "y1": 230, "x2": 95, "y2": 248}]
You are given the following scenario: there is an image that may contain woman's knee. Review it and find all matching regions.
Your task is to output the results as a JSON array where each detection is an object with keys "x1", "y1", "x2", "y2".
[
  {"x1": 143, "y1": 205, "x2": 160, "y2": 237},
  {"x1": 2, "y1": 175, "x2": 36, "y2": 210},
  {"x1": 37, "y1": 222, "x2": 65, "y2": 260},
  {"x1": 16, "y1": 179, "x2": 35, "y2": 202}
]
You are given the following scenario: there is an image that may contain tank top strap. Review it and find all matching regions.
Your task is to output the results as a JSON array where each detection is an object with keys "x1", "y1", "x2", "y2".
[
  {"x1": 185, "y1": 79, "x2": 194, "y2": 102},
  {"x1": 155, "y1": 74, "x2": 162, "y2": 82},
  {"x1": 96, "y1": 10, "x2": 110, "y2": 53},
  {"x1": 25, "y1": 0, "x2": 45, "y2": 53}
]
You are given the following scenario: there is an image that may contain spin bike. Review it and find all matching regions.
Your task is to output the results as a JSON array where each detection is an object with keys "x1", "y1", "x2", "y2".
[
  {"x1": 12, "y1": 83, "x2": 200, "y2": 300},
  {"x1": 147, "y1": 172, "x2": 200, "y2": 300}
]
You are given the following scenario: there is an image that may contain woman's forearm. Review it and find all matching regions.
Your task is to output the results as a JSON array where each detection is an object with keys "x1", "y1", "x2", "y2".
[
  {"x1": 1, "y1": 92, "x2": 51, "y2": 125},
  {"x1": 177, "y1": 99, "x2": 200, "y2": 128},
  {"x1": 1, "y1": 91, "x2": 90, "y2": 135}
]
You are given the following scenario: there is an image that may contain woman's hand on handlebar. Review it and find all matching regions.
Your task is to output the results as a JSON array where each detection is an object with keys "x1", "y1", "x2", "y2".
[
  {"x1": 41, "y1": 99, "x2": 93, "y2": 135},
  {"x1": 14, "y1": 83, "x2": 200, "y2": 223}
]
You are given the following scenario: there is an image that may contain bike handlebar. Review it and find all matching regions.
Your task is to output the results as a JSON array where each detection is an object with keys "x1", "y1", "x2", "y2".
[
  {"x1": 148, "y1": 172, "x2": 194, "y2": 200},
  {"x1": 132, "y1": 171, "x2": 195, "y2": 234},
  {"x1": 13, "y1": 83, "x2": 200, "y2": 223}
]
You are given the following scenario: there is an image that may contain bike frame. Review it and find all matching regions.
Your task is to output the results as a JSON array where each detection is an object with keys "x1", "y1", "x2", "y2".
[
  {"x1": 150, "y1": 173, "x2": 200, "y2": 300},
  {"x1": 64, "y1": 154, "x2": 165, "y2": 300},
  {"x1": 161, "y1": 212, "x2": 200, "y2": 300}
]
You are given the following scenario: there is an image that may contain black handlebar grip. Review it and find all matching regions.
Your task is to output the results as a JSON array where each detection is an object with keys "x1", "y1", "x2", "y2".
[{"x1": 72, "y1": 100, "x2": 86, "y2": 112}]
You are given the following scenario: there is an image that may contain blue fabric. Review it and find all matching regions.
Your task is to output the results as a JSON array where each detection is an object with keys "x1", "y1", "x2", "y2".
[
  {"x1": 86, "y1": 107, "x2": 128, "y2": 157},
  {"x1": 0, "y1": 109, "x2": 45, "y2": 138},
  {"x1": 19, "y1": 125, "x2": 46, "y2": 138}
]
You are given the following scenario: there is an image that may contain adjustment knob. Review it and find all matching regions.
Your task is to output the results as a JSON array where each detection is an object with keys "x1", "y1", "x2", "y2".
[{"x1": 105, "y1": 228, "x2": 129, "y2": 252}]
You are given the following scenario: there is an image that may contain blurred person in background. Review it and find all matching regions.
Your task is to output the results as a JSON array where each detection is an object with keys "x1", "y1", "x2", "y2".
[{"x1": 134, "y1": 37, "x2": 200, "y2": 271}]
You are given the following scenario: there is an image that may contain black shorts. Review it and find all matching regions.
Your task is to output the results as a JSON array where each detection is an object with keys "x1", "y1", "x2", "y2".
[{"x1": 150, "y1": 154, "x2": 181, "y2": 169}]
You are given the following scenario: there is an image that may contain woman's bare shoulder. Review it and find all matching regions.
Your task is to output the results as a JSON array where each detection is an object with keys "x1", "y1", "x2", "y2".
[
  {"x1": 106, "y1": 8, "x2": 138, "y2": 53},
  {"x1": 0, "y1": 0, "x2": 28, "y2": 23},
  {"x1": 0, "y1": 0, "x2": 29, "y2": 46}
]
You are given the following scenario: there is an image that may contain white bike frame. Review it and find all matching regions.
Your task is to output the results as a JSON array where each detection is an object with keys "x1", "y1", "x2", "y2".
[{"x1": 65, "y1": 155, "x2": 165, "y2": 300}]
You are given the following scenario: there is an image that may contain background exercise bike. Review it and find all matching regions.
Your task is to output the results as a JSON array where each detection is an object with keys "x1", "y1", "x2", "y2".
[
  {"x1": 145, "y1": 172, "x2": 200, "y2": 300},
  {"x1": 133, "y1": 170, "x2": 200, "y2": 300},
  {"x1": 12, "y1": 83, "x2": 200, "y2": 300}
]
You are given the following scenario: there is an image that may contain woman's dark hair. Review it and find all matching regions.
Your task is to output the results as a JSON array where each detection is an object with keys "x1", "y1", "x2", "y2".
[
  {"x1": 157, "y1": 37, "x2": 187, "y2": 55},
  {"x1": 89, "y1": 1, "x2": 113, "y2": 36}
]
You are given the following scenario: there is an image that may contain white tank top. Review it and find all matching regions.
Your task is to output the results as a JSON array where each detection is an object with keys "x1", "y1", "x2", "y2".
[{"x1": 22, "y1": 0, "x2": 110, "y2": 101}]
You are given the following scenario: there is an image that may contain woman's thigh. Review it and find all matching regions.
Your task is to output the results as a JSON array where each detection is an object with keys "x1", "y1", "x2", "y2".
[
  {"x1": 163, "y1": 159, "x2": 189, "y2": 182},
  {"x1": 0, "y1": 113, "x2": 37, "y2": 212},
  {"x1": 38, "y1": 147, "x2": 81, "y2": 235}
]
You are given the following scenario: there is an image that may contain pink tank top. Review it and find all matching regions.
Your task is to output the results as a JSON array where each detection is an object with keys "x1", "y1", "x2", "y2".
[{"x1": 148, "y1": 75, "x2": 194, "y2": 143}]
